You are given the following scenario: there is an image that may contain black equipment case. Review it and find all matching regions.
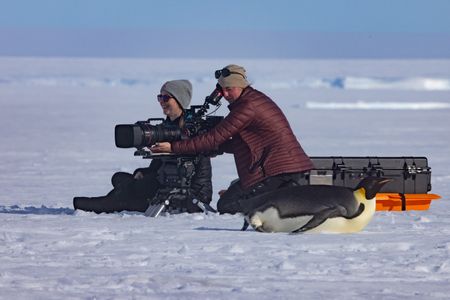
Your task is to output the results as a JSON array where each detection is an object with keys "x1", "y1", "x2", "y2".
[{"x1": 304, "y1": 156, "x2": 432, "y2": 194}]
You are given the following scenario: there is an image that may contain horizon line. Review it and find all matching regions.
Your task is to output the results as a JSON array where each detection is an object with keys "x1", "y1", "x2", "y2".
[{"x1": 1, "y1": 29, "x2": 450, "y2": 59}]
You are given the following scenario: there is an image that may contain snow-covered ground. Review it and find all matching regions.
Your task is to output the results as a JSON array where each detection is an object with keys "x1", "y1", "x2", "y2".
[{"x1": 1, "y1": 57, "x2": 450, "y2": 299}]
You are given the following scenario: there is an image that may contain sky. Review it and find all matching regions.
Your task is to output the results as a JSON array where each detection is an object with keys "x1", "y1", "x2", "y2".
[{"x1": 1, "y1": 0, "x2": 450, "y2": 58}]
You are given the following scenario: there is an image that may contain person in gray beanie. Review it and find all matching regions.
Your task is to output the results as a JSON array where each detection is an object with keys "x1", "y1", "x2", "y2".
[
  {"x1": 73, "y1": 80, "x2": 213, "y2": 214},
  {"x1": 160, "y1": 79, "x2": 192, "y2": 109}
]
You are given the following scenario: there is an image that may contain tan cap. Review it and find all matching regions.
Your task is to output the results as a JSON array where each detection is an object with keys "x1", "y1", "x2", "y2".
[{"x1": 217, "y1": 64, "x2": 250, "y2": 88}]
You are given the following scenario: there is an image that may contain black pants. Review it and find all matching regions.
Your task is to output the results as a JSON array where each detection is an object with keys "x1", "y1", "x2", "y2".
[
  {"x1": 117, "y1": 172, "x2": 160, "y2": 202},
  {"x1": 216, "y1": 172, "x2": 307, "y2": 214},
  {"x1": 74, "y1": 171, "x2": 202, "y2": 214},
  {"x1": 110, "y1": 172, "x2": 203, "y2": 213}
]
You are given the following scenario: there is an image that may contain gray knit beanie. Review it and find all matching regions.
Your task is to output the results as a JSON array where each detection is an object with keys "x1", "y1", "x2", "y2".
[{"x1": 160, "y1": 80, "x2": 192, "y2": 109}]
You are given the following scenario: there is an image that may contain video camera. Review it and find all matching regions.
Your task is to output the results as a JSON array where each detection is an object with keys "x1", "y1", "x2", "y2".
[
  {"x1": 114, "y1": 84, "x2": 224, "y2": 157},
  {"x1": 113, "y1": 84, "x2": 224, "y2": 216}
]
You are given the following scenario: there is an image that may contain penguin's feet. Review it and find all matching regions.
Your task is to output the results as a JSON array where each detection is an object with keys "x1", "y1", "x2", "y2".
[{"x1": 241, "y1": 219, "x2": 249, "y2": 231}]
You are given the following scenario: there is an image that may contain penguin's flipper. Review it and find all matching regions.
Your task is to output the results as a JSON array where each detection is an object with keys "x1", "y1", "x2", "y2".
[
  {"x1": 291, "y1": 206, "x2": 346, "y2": 234},
  {"x1": 241, "y1": 219, "x2": 249, "y2": 231},
  {"x1": 349, "y1": 203, "x2": 365, "y2": 218}
]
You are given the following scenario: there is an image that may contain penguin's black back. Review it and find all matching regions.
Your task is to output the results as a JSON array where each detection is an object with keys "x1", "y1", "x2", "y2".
[{"x1": 243, "y1": 185, "x2": 360, "y2": 219}]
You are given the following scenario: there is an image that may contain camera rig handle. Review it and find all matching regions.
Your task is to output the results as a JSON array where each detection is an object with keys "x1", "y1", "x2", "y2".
[
  {"x1": 195, "y1": 84, "x2": 223, "y2": 117},
  {"x1": 145, "y1": 118, "x2": 165, "y2": 123}
]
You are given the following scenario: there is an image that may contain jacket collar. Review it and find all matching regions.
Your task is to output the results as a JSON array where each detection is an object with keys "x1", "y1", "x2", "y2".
[{"x1": 227, "y1": 86, "x2": 252, "y2": 110}]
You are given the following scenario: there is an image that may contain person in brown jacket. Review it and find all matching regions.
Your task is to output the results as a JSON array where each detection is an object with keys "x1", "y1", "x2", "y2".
[{"x1": 151, "y1": 65, "x2": 314, "y2": 214}]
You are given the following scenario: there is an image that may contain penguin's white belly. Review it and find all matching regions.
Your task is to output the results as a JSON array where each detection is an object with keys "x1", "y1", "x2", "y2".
[
  {"x1": 310, "y1": 191, "x2": 377, "y2": 234},
  {"x1": 249, "y1": 207, "x2": 313, "y2": 233},
  {"x1": 307, "y1": 215, "x2": 367, "y2": 233}
]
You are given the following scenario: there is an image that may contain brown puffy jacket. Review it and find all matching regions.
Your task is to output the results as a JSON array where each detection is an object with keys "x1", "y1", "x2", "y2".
[{"x1": 172, "y1": 86, "x2": 314, "y2": 189}]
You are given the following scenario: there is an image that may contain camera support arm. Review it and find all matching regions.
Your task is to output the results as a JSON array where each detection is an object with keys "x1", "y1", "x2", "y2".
[
  {"x1": 143, "y1": 156, "x2": 217, "y2": 217},
  {"x1": 144, "y1": 187, "x2": 217, "y2": 217}
]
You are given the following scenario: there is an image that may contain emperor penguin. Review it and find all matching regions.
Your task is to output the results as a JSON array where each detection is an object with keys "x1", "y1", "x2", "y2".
[{"x1": 242, "y1": 177, "x2": 392, "y2": 234}]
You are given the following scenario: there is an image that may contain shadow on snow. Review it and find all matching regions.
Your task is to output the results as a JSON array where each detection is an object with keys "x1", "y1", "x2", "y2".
[
  {"x1": 0, "y1": 205, "x2": 74, "y2": 215},
  {"x1": 195, "y1": 226, "x2": 245, "y2": 232}
]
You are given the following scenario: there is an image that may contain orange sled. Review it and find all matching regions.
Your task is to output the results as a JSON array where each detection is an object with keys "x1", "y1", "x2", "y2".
[{"x1": 376, "y1": 193, "x2": 441, "y2": 211}]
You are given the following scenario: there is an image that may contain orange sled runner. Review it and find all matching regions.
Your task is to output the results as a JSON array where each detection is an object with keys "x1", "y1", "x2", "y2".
[{"x1": 305, "y1": 156, "x2": 442, "y2": 211}]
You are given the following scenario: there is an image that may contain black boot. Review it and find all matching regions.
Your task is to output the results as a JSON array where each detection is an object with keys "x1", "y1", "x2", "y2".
[
  {"x1": 73, "y1": 185, "x2": 132, "y2": 214},
  {"x1": 74, "y1": 189, "x2": 149, "y2": 214},
  {"x1": 73, "y1": 194, "x2": 127, "y2": 214}
]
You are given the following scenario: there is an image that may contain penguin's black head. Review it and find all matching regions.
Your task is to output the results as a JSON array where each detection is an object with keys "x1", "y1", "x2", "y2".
[{"x1": 354, "y1": 177, "x2": 393, "y2": 199}]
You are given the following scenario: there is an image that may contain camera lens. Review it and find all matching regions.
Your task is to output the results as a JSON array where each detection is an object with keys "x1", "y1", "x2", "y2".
[{"x1": 115, "y1": 123, "x2": 182, "y2": 148}]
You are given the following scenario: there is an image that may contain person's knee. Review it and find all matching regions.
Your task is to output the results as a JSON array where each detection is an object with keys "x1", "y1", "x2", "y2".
[
  {"x1": 111, "y1": 172, "x2": 134, "y2": 188},
  {"x1": 216, "y1": 179, "x2": 246, "y2": 214},
  {"x1": 217, "y1": 196, "x2": 242, "y2": 214}
]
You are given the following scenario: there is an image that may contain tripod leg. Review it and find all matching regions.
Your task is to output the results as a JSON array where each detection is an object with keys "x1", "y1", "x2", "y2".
[
  {"x1": 144, "y1": 200, "x2": 169, "y2": 217},
  {"x1": 193, "y1": 199, "x2": 217, "y2": 214}
]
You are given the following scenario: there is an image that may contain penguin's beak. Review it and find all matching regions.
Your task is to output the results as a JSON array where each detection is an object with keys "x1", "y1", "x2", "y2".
[
  {"x1": 376, "y1": 178, "x2": 394, "y2": 192},
  {"x1": 379, "y1": 178, "x2": 393, "y2": 185}
]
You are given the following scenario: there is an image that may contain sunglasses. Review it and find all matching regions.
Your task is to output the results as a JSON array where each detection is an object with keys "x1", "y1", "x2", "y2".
[
  {"x1": 157, "y1": 94, "x2": 172, "y2": 102},
  {"x1": 214, "y1": 68, "x2": 246, "y2": 79}
]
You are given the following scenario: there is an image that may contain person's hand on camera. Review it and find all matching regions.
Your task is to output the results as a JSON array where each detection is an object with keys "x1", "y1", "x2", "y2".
[{"x1": 150, "y1": 142, "x2": 172, "y2": 153}]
